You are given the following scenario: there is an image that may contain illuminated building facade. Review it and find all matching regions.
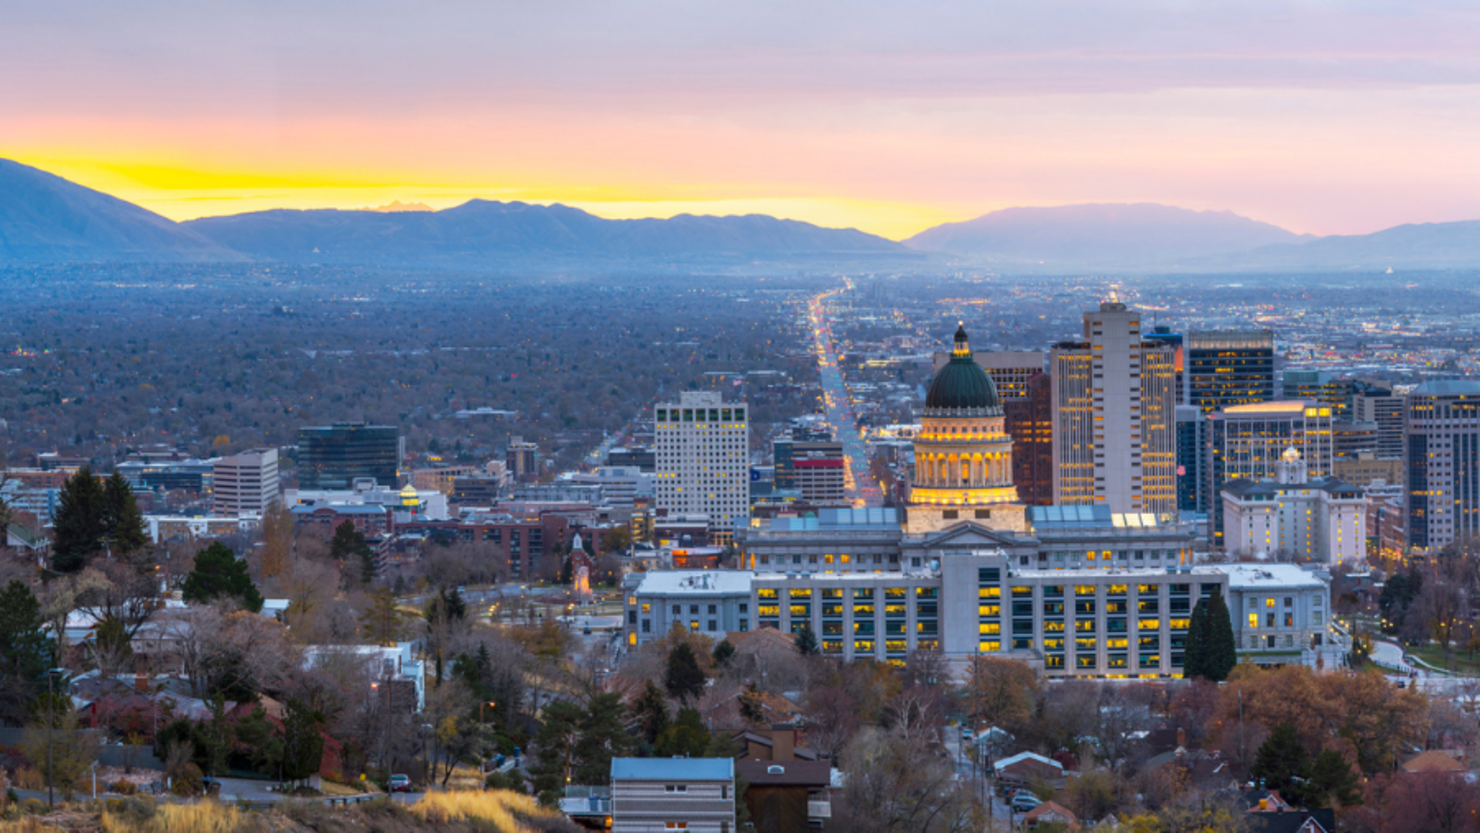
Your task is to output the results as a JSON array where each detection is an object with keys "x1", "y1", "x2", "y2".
[
  {"x1": 1186, "y1": 330, "x2": 1275, "y2": 413},
  {"x1": 1206, "y1": 400, "x2": 1333, "y2": 547},
  {"x1": 906, "y1": 325, "x2": 1027, "y2": 534},
  {"x1": 1050, "y1": 302, "x2": 1178, "y2": 517},
  {"x1": 654, "y1": 391, "x2": 750, "y2": 545},
  {"x1": 1222, "y1": 448, "x2": 1367, "y2": 565},
  {"x1": 1406, "y1": 380, "x2": 1480, "y2": 551}
]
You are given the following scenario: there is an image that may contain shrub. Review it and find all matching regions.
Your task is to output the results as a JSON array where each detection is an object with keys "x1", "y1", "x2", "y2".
[
  {"x1": 110, "y1": 780, "x2": 140, "y2": 795},
  {"x1": 20, "y1": 797, "x2": 45, "y2": 815},
  {"x1": 170, "y1": 763, "x2": 203, "y2": 797},
  {"x1": 13, "y1": 768, "x2": 43, "y2": 791}
]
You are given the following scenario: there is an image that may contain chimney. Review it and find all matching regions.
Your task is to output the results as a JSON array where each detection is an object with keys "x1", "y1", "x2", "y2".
[
  {"x1": 771, "y1": 723, "x2": 795, "y2": 762},
  {"x1": 1176, "y1": 727, "x2": 1186, "y2": 748},
  {"x1": 135, "y1": 673, "x2": 149, "y2": 693}
]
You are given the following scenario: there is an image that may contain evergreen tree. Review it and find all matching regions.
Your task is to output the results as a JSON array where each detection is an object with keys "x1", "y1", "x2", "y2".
[
  {"x1": 102, "y1": 471, "x2": 148, "y2": 556},
  {"x1": 655, "y1": 707, "x2": 709, "y2": 758},
  {"x1": 712, "y1": 639, "x2": 736, "y2": 668},
  {"x1": 1205, "y1": 587, "x2": 1238, "y2": 681},
  {"x1": 631, "y1": 680, "x2": 670, "y2": 746},
  {"x1": 330, "y1": 520, "x2": 376, "y2": 583},
  {"x1": 1183, "y1": 598, "x2": 1210, "y2": 680},
  {"x1": 1303, "y1": 748, "x2": 1363, "y2": 808},
  {"x1": 1184, "y1": 588, "x2": 1237, "y2": 682},
  {"x1": 664, "y1": 642, "x2": 706, "y2": 702},
  {"x1": 52, "y1": 467, "x2": 107, "y2": 572},
  {"x1": 530, "y1": 700, "x2": 584, "y2": 801},
  {"x1": 575, "y1": 692, "x2": 631, "y2": 783},
  {"x1": 280, "y1": 698, "x2": 325, "y2": 787},
  {"x1": 0, "y1": 580, "x2": 54, "y2": 702},
  {"x1": 1251, "y1": 722, "x2": 1309, "y2": 796},
  {"x1": 181, "y1": 542, "x2": 264, "y2": 612},
  {"x1": 360, "y1": 587, "x2": 407, "y2": 646},
  {"x1": 794, "y1": 623, "x2": 820, "y2": 655}
]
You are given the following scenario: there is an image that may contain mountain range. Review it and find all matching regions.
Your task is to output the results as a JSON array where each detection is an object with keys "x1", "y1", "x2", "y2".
[{"x1": 1, "y1": 158, "x2": 1478, "y2": 271}]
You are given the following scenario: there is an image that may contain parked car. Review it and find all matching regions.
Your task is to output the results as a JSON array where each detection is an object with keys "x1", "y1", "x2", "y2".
[
  {"x1": 388, "y1": 774, "x2": 412, "y2": 792},
  {"x1": 1012, "y1": 794, "x2": 1043, "y2": 813}
]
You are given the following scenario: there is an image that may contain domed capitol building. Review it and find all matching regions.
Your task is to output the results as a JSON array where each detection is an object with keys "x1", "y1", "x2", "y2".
[{"x1": 624, "y1": 323, "x2": 1338, "y2": 679}]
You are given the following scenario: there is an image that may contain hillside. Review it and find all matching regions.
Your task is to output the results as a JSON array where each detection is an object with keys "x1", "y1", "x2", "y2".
[
  {"x1": 184, "y1": 199, "x2": 905, "y2": 263},
  {"x1": 0, "y1": 160, "x2": 240, "y2": 263}
]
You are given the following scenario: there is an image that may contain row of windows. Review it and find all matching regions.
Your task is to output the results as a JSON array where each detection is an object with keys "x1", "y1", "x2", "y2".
[{"x1": 655, "y1": 407, "x2": 747, "y2": 422}]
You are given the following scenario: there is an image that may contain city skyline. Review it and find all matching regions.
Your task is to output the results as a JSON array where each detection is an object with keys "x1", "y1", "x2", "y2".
[{"x1": 5, "y1": 2, "x2": 1480, "y2": 239}]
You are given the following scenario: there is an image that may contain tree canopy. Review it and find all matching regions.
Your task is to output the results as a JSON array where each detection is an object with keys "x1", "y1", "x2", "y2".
[
  {"x1": 664, "y1": 642, "x2": 706, "y2": 702},
  {"x1": 181, "y1": 542, "x2": 265, "y2": 612}
]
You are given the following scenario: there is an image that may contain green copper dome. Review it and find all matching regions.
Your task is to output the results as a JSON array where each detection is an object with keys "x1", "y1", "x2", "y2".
[{"x1": 925, "y1": 325, "x2": 1002, "y2": 415}]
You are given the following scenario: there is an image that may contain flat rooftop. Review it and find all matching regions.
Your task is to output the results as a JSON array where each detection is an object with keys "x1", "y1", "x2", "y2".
[{"x1": 1223, "y1": 563, "x2": 1327, "y2": 590}]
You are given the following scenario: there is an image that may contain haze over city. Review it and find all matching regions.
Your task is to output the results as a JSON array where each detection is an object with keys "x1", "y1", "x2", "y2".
[{"x1": 4, "y1": 4, "x2": 1480, "y2": 832}]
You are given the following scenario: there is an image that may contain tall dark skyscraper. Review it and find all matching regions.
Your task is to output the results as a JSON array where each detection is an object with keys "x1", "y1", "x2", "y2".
[
  {"x1": 1406, "y1": 381, "x2": 1480, "y2": 551},
  {"x1": 1187, "y1": 330, "x2": 1275, "y2": 413},
  {"x1": 1175, "y1": 405, "x2": 1206, "y2": 514},
  {"x1": 1004, "y1": 371, "x2": 1054, "y2": 506},
  {"x1": 296, "y1": 422, "x2": 400, "y2": 490}
]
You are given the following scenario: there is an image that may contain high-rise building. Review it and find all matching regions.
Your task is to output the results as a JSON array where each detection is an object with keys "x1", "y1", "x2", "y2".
[
  {"x1": 654, "y1": 391, "x2": 750, "y2": 545},
  {"x1": 1332, "y1": 420, "x2": 1379, "y2": 458},
  {"x1": 212, "y1": 448, "x2": 280, "y2": 516},
  {"x1": 1175, "y1": 405, "x2": 1207, "y2": 514},
  {"x1": 1282, "y1": 370, "x2": 1355, "y2": 418},
  {"x1": 773, "y1": 438, "x2": 843, "y2": 490},
  {"x1": 1004, "y1": 371, "x2": 1054, "y2": 506},
  {"x1": 506, "y1": 436, "x2": 540, "y2": 483},
  {"x1": 1050, "y1": 302, "x2": 1178, "y2": 516},
  {"x1": 1186, "y1": 330, "x2": 1275, "y2": 413},
  {"x1": 931, "y1": 350, "x2": 1046, "y2": 404},
  {"x1": 1205, "y1": 401, "x2": 1333, "y2": 547},
  {"x1": 296, "y1": 423, "x2": 399, "y2": 490},
  {"x1": 793, "y1": 453, "x2": 847, "y2": 505},
  {"x1": 1405, "y1": 380, "x2": 1480, "y2": 551},
  {"x1": 1354, "y1": 382, "x2": 1405, "y2": 459},
  {"x1": 907, "y1": 325, "x2": 1027, "y2": 534}
]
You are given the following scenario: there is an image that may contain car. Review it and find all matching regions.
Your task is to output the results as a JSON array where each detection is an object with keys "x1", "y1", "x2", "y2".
[
  {"x1": 1012, "y1": 795, "x2": 1043, "y2": 813},
  {"x1": 388, "y1": 774, "x2": 412, "y2": 792}
]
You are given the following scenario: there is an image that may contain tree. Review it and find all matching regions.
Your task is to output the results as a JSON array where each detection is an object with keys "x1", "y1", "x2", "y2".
[
  {"x1": 281, "y1": 697, "x2": 325, "y2": 788},
  {"x1": 52, "y1": 466, "x2": 107, "y2": 572},
  {"x1": 631, "y1": 680, "x2": 670, "y2": 746},
  {"x1": 655, "y1": 707, "x2": 709, "y2": 758},
  {"x1": 182, "y1": 542, "x2": 264, "y2": 612},
  {"x1": 1251, "y1": 722, "x2": 1308, "y2": 795},
  {"x1": 102, "y1": 471, "x2": 148, "y2": 557},
  {"x1": 1304, "y1": 748, "x2": 1362, "y2": 808},
  {"x1": 330, "y1": 521, "x2": 376, "y2": 583},
  {"x1": 794, "y1": 624, "x2": 820, "y2": 655},
  {"x1": 965, "y1": 656, "x2": 1037, "y2": 732},
  {"x1": 1184, "y1": 588, "x2": 1236, "y2": 682},
  {"x1": 740, "y1": 681, "x2": 767, "y2": 726},
  {"x1": 22, "y1": 704, "x2": 100, "y2": 799},
  {"x1": 664, "y1": 642, "x2": 707, "y2": 702},
  {"x1": 0, "y1": 581, "x2": 54, "y2": 724},
  {"x1": 575, "y1": 692, "x2": 631, "y2": 783},
  {"x1": 89, "y1": 615, "x2": 134, "y2": 677},
  {"x1": 530, "y1": 700, "x2": 584, "y2": 801},
  {"x1": 601, "y1": 525, "x2": 632, "y2": 555},
  {"x1": 360, "y1": 587, "x2": 407, "y2": 646},
  {"x1": 259, "y1": 503, "x2": 293, "y2": 579},
  {"x1": 713, "y1": 639, "x2": 737, "y2": 668}
]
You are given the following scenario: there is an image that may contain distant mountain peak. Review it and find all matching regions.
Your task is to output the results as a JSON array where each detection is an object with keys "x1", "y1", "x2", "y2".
[{"x1": 904, "y1": 202, "x2": 1306, "y2": 266}]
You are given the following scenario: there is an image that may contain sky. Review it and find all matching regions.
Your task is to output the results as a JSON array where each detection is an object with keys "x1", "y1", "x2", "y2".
[{"x1": 4, "y1": 1, "x2": 1479, "y2": 240}]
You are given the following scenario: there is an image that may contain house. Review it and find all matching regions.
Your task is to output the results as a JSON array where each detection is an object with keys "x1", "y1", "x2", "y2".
[
  {"x1": 302, "y1": 643, "x2": 426, "y2": 711},
  {"x1": 993, "y1": 752, "x2": 1066, "y2": 789},
  {"x1": 1244, "y1": 809, "x2": 1334, "y2": 833},
  {"x1": 610, "y1": 757, "x2": 735, "y2": 833},
  {"x1": 1402, "y1": 750, "x2": 1465, "y2": 773},
  {"x1": 732, "y1": 724, "x2": 830, "y2": 832},
  {"x1": 1023, "y1": 800, "x2": 1078, "y2": 830},
  {"x1": 734, "y1": 724, "x2": 818, "y2": 762}
]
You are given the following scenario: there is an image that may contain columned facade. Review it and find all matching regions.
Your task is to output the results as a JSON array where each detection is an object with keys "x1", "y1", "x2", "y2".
[{"x1": 906, "y1": 326, "x2": 1027, "y2": 534}]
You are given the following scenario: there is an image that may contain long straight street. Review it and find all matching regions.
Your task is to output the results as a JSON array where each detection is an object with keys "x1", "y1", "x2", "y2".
[{"x1": 808, "y1": 283, "x2": 882, "y2": 507}]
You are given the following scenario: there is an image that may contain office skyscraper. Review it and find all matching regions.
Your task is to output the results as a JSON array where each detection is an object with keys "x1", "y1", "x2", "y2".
[
  {"x1": 654, "y1": 391, "x2": 750, "y2": 545},
  {"x1": 1354, "y1": 382, "x2": 1405, "y2": 460},
  {"x1": 1406, "y1": 380, "x2": 1480, "y2": 551},
  {"x1": 213, "y1": 448, "x2": 280, "y2": 516},
  {"x1": 1205, "y1": 401, "x2": 1333, "y2": 546},
  {"x1": 296, "y1": 423, "x2": 400, "y2": 490},
  {"x1": 1050, "y1": 302, "x2": 1178, "y2": 516},
  {"x1": 1004, "y1": 371, "x2": 1054, "y2": 506},
  {"x1": 1187, "y1": 330, "x2": 1275, "y2": 413},
  {"x1": 506, "y1": 436, "x2": 540, "y2": 483},
  {"x1": 1282, "y1": 370, "x2": 1355, "y2": 419},
  {"x1": 1175, "y1": 405, "x2": 1207, "y2": 514}
]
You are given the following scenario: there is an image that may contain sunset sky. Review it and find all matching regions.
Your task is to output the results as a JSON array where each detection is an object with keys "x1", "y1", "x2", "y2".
[{"x1": 5, "y1": 1, "x2": 1479, "y2": 239}]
